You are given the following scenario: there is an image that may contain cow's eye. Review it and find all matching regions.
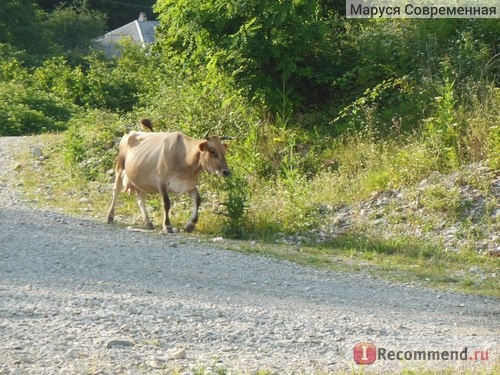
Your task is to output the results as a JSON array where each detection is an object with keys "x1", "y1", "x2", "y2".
[{"x1": 209, "y1": 149, "x2": 218, "y2": 157}]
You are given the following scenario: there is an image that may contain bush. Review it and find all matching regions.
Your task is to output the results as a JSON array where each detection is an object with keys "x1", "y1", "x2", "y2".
[
  {"x1": 40, "y1": 1, "x2": 107, "y2": 55},
  {"x1": 0, "y1": 82, "x2": 73, "y2": 136},
  {"x1": 154, "y1": 0, "x2": 338, "y2": 112},
  {"x1": 464, "y1": 87, "x2": 500, "y2": 170},
  {"x1": 32, "y1": 57, "x2": 86, "y2": 107},
  {"x1": 218, "y1": 172, "x2": 249, "y2": 238},
  {"x1": 423, "y1": 78, "x2": 462, "y2": 169},
  {"x1": 63, "y1": 110, "x2": 126, "y2": 179}
]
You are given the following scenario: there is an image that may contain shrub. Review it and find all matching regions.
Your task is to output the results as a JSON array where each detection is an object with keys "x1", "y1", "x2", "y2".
[
  {"x1": 32, "y1": 57, "x2": 86, "y2": 107},
  {"x1": 218, "y1": 172, "x2": 249, "y2": 238},
  {"x1": 423, "y1": 77, "x2": 462, "y2": 170},
  {"x1": 63, "y1": 109, "x2": 126, "y2": 179},
  {"x1": 0, "y1": 82, "x2": 72, "y2": 136},
  {"x1": 40, "y1": 1, "x2": 107, "y2": 55},
  {"x1": 154, "y1": 0, "x2": 337, "y2": 112}
]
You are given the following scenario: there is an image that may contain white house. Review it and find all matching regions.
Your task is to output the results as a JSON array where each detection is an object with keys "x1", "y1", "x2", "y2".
[{"x1": 96, "y1": 12, "x2": 159, "y2": 57}]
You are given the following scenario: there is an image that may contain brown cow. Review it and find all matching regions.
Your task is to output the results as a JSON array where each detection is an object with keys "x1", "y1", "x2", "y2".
[{"x1": 107, "y1": 131, "x2": 231, "y2": 233}]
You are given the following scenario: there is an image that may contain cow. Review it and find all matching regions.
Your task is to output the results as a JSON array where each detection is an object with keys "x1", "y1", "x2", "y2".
[{"x1": 107, "y1": 130, "x2": 231, "y2": 233}]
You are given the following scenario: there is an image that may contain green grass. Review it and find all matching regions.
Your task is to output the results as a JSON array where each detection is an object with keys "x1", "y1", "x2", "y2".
[{"x1": 218, "y1": 234, "x2": 499, "y2": 298}]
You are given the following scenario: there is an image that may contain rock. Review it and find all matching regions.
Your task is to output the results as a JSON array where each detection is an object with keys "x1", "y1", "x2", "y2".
[
  {"x1": 167, "y1": 347, "x2": 187, "y2": 360},
  {"x1": 32, "y1": 147, "x2": 43, "y2": 158},
  {"x1": 105, "y1": 339, "x2": 135, "y2": 349},
  {"x1": 148, "y1": 356, "x2": 167, "y2": 369},
  {"x1": 468, "y1": 266, "x2": 484, "y2": 275},
  {"x1": 488, "y1": 249, "x2": 500, "y2": 258}
]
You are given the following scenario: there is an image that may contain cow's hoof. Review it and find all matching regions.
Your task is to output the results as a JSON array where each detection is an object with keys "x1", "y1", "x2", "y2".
[
  {"x1": 145, "y1": 222, "x2": 154, "y2": 230},
  {"x1": 107, "y1": 217, "x2": 115, "y2": 224},
  {"x1": 185, "y1": 223, "x2": 196, "y2": 233},
  {"x1": 162, "y1": 226, "x2": 174, "y2": 234}
]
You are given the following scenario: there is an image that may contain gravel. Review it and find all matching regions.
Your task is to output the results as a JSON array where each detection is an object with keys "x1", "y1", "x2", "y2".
[{"x1": 0, "y1": 136, "x2": 498, "y2": 374}]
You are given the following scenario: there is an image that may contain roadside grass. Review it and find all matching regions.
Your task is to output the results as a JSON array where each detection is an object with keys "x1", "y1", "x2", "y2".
[
  {"x1": 16, "y1": 133, "x2": 499, "y2": 298},
  {"x1": 219, "y1": 233, "x2": 499, "y2": 298}
]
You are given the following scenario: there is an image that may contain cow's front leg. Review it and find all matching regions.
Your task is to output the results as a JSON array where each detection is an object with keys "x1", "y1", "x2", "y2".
[
  {"x1": 159, "y1": 185, "x2": 174, "y2": 233},
  {"x1": 185, "y1": 188, "x2": 201, "y2": 233},
  {"x1": 137, "y1": 191, "x2": 154, "y2": 229}
]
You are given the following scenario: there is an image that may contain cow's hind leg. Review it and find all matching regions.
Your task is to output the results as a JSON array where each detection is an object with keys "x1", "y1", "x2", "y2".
[
  {"x1": 159, "y1": 185, "x2": 174, "y2": 233},
  {"x1": 107, "y1": 170, "x2": 123, "y2": 224},
  {"x1": 137, "y1": 191, "x2": 154, "y2": 229},
  {"x1": 185, "y1": 188, "x2": 201, "y2": 233}
]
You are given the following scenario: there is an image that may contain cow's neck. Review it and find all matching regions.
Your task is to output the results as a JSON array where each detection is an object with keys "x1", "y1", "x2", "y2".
[{"x1": 186, "y1": 147, "x2": 203, "y2": 175}]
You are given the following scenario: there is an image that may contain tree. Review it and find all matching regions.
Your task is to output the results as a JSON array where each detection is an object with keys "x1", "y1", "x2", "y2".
[
  {"x1": 154, "y1": 0, "x2": 340, "y2": 113},
  {"x1": 0, "y1": 0, "x2": 47, "y2": 56},
  {"x1": 40, "y1": 1, "x2": 107, "y2": 55},
  {"x1": 1, "y1": 1, "x2": 107, "y2": 64}
]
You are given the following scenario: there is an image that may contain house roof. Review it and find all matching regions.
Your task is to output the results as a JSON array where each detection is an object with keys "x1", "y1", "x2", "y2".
[{"x1": 96, "y1": 13, "x2": 159, "y2": 57}]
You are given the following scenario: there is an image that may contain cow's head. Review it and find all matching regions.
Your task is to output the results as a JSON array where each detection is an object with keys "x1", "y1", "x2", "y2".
[{"x1": 199, "y1": 134, "x2": 231, "y2": 177}]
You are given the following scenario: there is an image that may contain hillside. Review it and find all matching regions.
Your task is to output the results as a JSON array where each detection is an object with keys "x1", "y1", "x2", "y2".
[{"x1": 314, "y1": 163, "x2": 499, "y2": 256}]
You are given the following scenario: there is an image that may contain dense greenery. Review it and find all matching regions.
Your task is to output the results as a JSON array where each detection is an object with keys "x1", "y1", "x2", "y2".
[
  {"x1": 1, "y1": 1, "x2": 107, "y2": 65},
  {"x1": 1, "y1": 1, "x2": 499, "y2": 247},
  {"x1": 154, "y1": 0, "x2": 339, "y2": 111}
]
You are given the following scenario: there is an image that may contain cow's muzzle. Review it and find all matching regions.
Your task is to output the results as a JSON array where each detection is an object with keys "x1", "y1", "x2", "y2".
[{"x1": 221, "y1": 169, "x2": 232, "y2": 177}]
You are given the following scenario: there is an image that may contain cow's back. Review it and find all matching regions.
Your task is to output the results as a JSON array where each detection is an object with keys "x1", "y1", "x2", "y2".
[{"x1": 120, "y1": 132, "x2": 196, "y2": 194}]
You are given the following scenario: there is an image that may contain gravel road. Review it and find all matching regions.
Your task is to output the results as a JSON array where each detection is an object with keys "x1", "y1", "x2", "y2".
[{"x1": 0, "y1": 136, "x2": 498, "y2": 374}]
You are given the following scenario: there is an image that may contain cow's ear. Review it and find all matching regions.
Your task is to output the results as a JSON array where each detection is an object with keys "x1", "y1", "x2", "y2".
[
  {"x1": 199, "y1": 141, "x2": 207, "y2": 152},
  {"x1": 223, "y1": 143, "x2": 229, "y2": 150}
]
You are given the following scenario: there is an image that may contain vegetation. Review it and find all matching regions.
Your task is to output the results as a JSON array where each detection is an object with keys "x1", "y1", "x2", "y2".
[{"x1": 2, "y1": 1, "x2": 498, "y2": 294}]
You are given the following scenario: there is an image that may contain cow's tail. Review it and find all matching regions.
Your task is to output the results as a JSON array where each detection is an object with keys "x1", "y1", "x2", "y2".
[
  {"x1": 115, "y1": 154, "x2": 125, "y2": 174},
  {"x1": 115, "y1": 137, "x2": 127, "y2": 175}
]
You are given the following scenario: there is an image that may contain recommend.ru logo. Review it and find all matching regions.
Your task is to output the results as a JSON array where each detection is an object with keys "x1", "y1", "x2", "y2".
[{"x1": 353, "y1": 342, "x2": 490, "y2": 364}]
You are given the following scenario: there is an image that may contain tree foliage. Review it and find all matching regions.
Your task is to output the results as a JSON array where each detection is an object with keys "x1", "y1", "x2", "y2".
[
  {"x1": 0, "y1": 0, "x2": 106, "y2": 64},
  {"x1": 153, "y1": 0, "x2": 498, "y2": 123},
  {"x1": 0, "y1": 0, "x2": 46, "y2": 57},
  {"x1": 40, "y1": 1, "x2": 107, "y2": 55},
  {"x1": 154, "y1": 0, "x2": 340, "y2": 112}
]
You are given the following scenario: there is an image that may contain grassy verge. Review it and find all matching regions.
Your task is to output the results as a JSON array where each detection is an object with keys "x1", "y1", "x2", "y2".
[{"x1": 218, "y1": 235, "x2": 499, "y2": 298}]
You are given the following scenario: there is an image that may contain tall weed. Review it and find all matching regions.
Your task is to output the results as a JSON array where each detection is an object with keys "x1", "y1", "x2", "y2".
[
  {"x1": 423, "y1": 77, "x2": 462, "y2": 169},
  {"x1": 218, "y1": 172, "x2": 249, "y2": 238},
  {"x1": 463, "y1": 87, "x2": 500, "y2": 169}
]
